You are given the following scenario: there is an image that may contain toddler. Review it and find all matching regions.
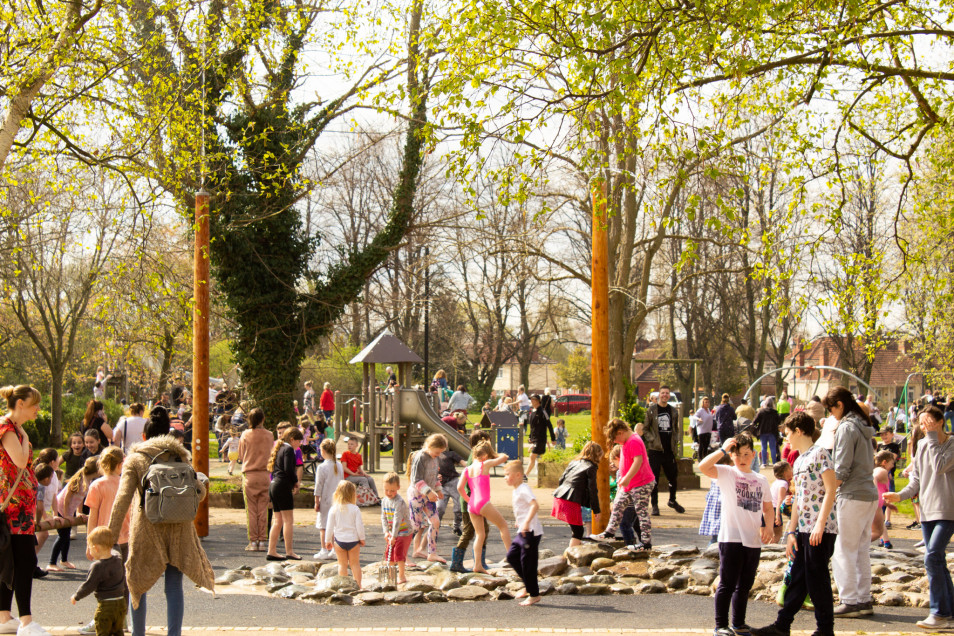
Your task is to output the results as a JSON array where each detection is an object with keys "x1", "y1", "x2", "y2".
[
  {"x1": 458, "y1": 441, "x2": 511, "y2": 573},
  {"x1": 504, "y1": 461, "x2": 542, "y2": 606},
  {"x1": 314, "y1": 438, "x2": 344, "y2": 560},
  {"x1": 325, "y1": 481, "x2": 365, "y2": 588},
  {"x1": 408, "y1": 434, "x2": 448, "y2": 563},
  {"x1": 70, "y1": 527, "x2": 127, "y2": 636},
  {"x1": 380, "y1": 472, "x2": 412, "y2": 583},
  {"x1": 554, "y1": 419, "x2": 568, "y2": 450},
  {"x1": 873, "y1": 450, "x2": 897, "y2": 549},
  {"x1": 223, "y1": 428, "x2": 241, "y2": 475},
  {"x1": 770, "y1": 461, "x2": 793, "y2": 543}
]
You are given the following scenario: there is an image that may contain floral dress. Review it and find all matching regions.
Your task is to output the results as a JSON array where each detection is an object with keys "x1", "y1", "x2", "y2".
[{"x1": 0, "y1": 418, "x2": 37, "y2": 535}]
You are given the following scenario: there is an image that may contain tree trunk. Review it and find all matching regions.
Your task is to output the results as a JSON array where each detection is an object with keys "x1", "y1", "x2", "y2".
[
  {"x1": 156, "y1": 330, "x2": 175, "y2": 399},
  {"x1": 50, "y1": 366, "x2": 65, "y2": 447}
]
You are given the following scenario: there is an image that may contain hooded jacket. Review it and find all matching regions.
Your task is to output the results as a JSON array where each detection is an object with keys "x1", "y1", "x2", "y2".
[
  {"x1": 832, "y1": 411, "x2": 878, "y2": 501},
  {"x1": 643, "y1": 402, "x2": 681, "y2": 455},
  {"x1": 108, "y1": 435, "x2": 214, "y2": 607}
]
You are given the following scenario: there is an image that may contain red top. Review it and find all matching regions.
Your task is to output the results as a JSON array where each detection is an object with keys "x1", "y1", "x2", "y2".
[
  {"x1": 781, "y1": 443, "x2": 799, "y2": 466},
  {"x1": 319, "y1": 389, "x2": 335, "y2": 412},
  {"x1": 0, "y1": 418, "x2": 38, "y2": 535},
  {"x1": 341, "y1": 451, "x2": 363, "y2": 474}
]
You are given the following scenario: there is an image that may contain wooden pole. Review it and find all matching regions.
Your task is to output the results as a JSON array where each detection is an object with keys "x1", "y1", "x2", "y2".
[
  {"x1": 590, "y1": 180, "x2": 611, "y2": 533},
  {"x1": 192, "y1": 188, "x2": 210, "y2": 537}
]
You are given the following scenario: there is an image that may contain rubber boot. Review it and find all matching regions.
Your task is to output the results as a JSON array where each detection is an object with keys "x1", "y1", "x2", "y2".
[
  {"x1": 481, "y1": 546, "x2": 489, "y2": 570},
  {"x1": 449, "y1": 547, "x2": 470, "y2": 574}
]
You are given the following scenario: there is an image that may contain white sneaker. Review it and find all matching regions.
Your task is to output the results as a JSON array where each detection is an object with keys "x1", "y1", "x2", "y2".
[
  {"x1": 917, "y1": 615, "x2": 951, "y2": 630},
  {"x1": 17, "y1": 623, "x2": 51, "y2": 636},
  {"x1": 0, "y1": 619, "x2": 19, "y2": 634},
  {"x1": 76, "y1": 620, "x2": 96, "y2": 634}
]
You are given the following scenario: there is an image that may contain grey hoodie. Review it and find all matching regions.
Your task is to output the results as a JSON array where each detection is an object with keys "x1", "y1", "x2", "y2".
[
  {"x1": 897, "y1": 431, "x2": 954, "y2": 522},
  {"x1": 832, "y1": 411, "x2": 878, "y2": 501}
]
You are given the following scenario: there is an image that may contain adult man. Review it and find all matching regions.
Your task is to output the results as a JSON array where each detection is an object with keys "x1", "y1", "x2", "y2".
[
  {"x1": 735, "y1": 398, "x2": 756, "y2": 422},
  {"x1": 639, "y1": 386, "x2": 684, "y2": 516},
  {"x1": 526, "y1": 395, "x2": 555, "y2": 481},
  {"x1": 714, "y1": 393, "x2": 737, "y2": 443}
]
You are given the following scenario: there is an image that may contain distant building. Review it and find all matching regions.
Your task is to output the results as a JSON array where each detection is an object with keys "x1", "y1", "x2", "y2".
[{"x1": 492, "y1": 352, "x2": 559, "y2": 395}]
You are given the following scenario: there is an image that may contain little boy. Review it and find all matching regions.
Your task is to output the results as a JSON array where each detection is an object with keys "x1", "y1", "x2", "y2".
[
  {"x1": 71, "y1": 527, "x2": 127, "y2": 636},
  {"x1": 590, "y1": 418, "x2": 655, "y2": 550},
  {"x1": 770, "y1": 461, "x2": 793, "y2": 543},
  {"x1": 381, "y1": 472, "x2": 413, "y2": 584},
  {"x1": 504, "y1": 460, "x2": 543, "y2": 606},
  {"x1": 699, "y1": 432, "x2": 773, "y2": 636},
  {"x1": 554, "y1": 419, "x2": 568, "y2": 450},
  {"x1": 33, "y1": 463, "x2": 55, "y2": 573},
  {"x1": 873, "y1": 450, "x2": 897, "y2": 549}
]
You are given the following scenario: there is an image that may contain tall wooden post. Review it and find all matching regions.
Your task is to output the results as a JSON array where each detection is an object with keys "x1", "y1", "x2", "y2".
[
  {"x1": 192, "y1": 188, "x2": 210, "y2": 537},
  {"x1": 590, "y1": 181, "x2": 611, "y2": 533}
]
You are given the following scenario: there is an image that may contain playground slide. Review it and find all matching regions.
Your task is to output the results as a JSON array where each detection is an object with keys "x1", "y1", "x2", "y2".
[{"x1": 397, "y1": 389, "x2": 471, "y2": 457}]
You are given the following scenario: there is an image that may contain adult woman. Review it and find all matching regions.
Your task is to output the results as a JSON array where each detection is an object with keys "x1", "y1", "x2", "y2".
[
  {"x1": 82, "y1": 399, "x2": 112, "y2": 450},
  {"x1": 694, "y1": 397, "x2": 714, "y2": 456},
  {"x1": 108, "y1": 407, "x2": 214, "y2": 636},
  {"x1": 319, "y1": 383, "x2": 335, "y2": 421},
  {"x1": 714, "y1": 393, "x2": 737, "y2": 444},
  {"x1": 0, "y1": 385, "x2": 47, "y2": 636},
  {"x1": 447, "y1": 385, "x2": 475, "y2": 414},
  {"x1": 113, "y1": 403, "x2": 148, "y2": 454},
  {"x1": 885, "y1": 406, "x2": 954, "y2": 629},
  {"x1": 754, "y1": 397, "x2": 781, "y2": 464},
  {"x1": 431, "y1": 370, "x2": 449, "y2": 395},
  {"x1": 824, "y1": 386, "x2": 878, "y2": 618},
  {"x1": 238, "y1": 408, "x2": 275, "y2": 551}
]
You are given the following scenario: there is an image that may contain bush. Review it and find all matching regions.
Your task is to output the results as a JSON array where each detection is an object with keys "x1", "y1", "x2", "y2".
[
  {"x1": 618, "y1": 381, "x2": 646, "y2": 428},
  {"x1": 540, "y1": 447, "x2": 576, "y2": 463},
  {"x1": 38, "y1": 395, "x2": 125, "y2": 437},
  {"x1": 571, "y1": 429, "x2": 591, "y2": 454}
]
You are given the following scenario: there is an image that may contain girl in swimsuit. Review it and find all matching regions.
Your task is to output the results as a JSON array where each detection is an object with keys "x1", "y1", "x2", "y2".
[{"x1": 458, "y1": 441, "x2": 511, "y2": 573}]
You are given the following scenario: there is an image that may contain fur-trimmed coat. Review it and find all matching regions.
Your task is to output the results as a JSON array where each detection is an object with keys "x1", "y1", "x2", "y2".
[{"x1": 108, "y1": 435, "x2": 214, "y2": 607}]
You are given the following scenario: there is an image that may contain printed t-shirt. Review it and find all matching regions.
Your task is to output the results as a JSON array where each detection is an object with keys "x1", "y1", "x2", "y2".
[
  {"x1": 715, "y1": 463, "x2": 771, "y2": 548},
  {"x1": 620, "y1": 434, "x2": 654, "y2": 491},
  {"x1": 85, "y1": 475, "x2": 130, "y2": 544},
  {"x1": 341, "y1": 451, "x2": 363, "y2": 474},
  {"x1": 512, "y1": 483, "x2": 543, "y2": 536},
  {"x1": 656, "y1": 405, "x2": 674, "y2": 452},
  {"x1": 792, "y1": 445, "x2": 837, "y2": 535}
]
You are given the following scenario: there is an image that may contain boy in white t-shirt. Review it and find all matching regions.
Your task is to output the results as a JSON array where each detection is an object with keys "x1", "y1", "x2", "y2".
[
  {"x1": 504, "y1": 460, "x2": 543, "y2": 607},
  {"x1": 699, "y1": 432, "x2": 773, "y2": 636}
]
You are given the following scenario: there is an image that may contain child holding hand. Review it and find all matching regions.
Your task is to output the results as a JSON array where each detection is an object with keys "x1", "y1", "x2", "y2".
[
  {"x1": 325, "y1": 481, "x2": 365, "y2": 588},
  {"x1": 381, "y1": 472, "x2": 412, "y2": 584},
  {"x1": 873, "y1": 450, "x2": 897, "y2": 549},
  {"x1": 70, "y1": 527, "x2": 127, "y2": 636},
  {"x1": 504, "y1": 461, "x2": 543, "y2": 606}
]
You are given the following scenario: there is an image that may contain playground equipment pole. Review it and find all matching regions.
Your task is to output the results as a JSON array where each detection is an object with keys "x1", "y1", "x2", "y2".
[
  {"x1": 590, "y1": 180, "x2": 611, "y2": 533},
  {"x1": 192, "y1": 188, "x2": 210, "y2": 538}
]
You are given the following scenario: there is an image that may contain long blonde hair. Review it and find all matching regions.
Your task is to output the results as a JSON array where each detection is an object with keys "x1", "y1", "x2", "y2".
[
  {"x1": 333, "y1": 480, "x2": 356, "y2": 506},
  {"x1": 320, "y1": 438, "x2": 338, "y2": 476},
  {"x1": 67, "y1": 456, "x2": 101, "y2": 494},
  {"x1": 267, "y1": 427, "x2": 303, "y2": 472}
]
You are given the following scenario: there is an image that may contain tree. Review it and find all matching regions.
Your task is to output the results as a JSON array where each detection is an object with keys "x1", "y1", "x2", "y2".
[{"x1": 556, "y1": 346, "x2": 592, "y2": 392}]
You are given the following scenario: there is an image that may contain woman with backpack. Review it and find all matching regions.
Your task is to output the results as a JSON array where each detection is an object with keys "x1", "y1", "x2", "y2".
[{"x1": 107, "y1": 406, "x2": 213, "y2": 636}]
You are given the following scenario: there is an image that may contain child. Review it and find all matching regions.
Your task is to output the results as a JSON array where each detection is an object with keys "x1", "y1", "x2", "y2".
[
  {"x1": 554, "y1": 419, "x2": 568, "y2": 450},
  {"x1": 458, "y1": 441, "x2": 511, "y2": 573},
  {"x1": 504, "y1": 461, "x2": 543, "y2": 606},
  {"x1": 85, "y1": 447, "x2": 129, "y2": 563},
  {"x1": 699, "y1": 433, "x2": 773, "y2": 636},
  {"x1": 873, "y1": 450, "x2": 897, "y2": 549},
  {"x1": 876, "y1": 428, "x2": 901, "y2": 528},
  {"x1": 223, "y1": 428, "x2": 241, "y2": 476},
  {"x1": 752, "y1": 412, "x2": 837, "y2": 636},
  {"x1": 84, "y1": 430, "x2": 104, "y2": 457},
  {"x1": 551, "y1": 441, "x2": 603, "y2": 547},
  {"x1": 266, "y1": 427, "x2": 303, "y2": 561},
  {"x1": 607, "y1": 444, "x2": 640, "y2": 547},
  {"x1": 451, "y1": 430, "x2": 492, "y2": 573},
  {"x1": 325, "y1": 481, "x2": 365, "y2": 588},
  {"x1": 62, "y1": 432, "x2": 91, "y2": 479},
  {"x1": 33, "y1": 463, "x2": 54, "y2": 561},
  {"x1": 313, "y1": 438, "x2": 343, "y2": 560},
  {"x1": 408, "y1": 434, "x2": 448, "y2": 563},
  {"x1": 70, "y1": 527, "x2": 126, "y2": 636},
  {"x1": 341, "y1": 437, "x2": 379, "y2": 499},
  {"x1": 50, "y1": 455, "x2": 98, "y2": 572},
  {"x1": 771, "y1": 461, "x2": 793, "y2": 543},
  {"x1": 381, "y1": 472, "x2": 412, "y2": 584},
  {"x1": 590, "y1": 418, "x2": 655, "y2": 550}
]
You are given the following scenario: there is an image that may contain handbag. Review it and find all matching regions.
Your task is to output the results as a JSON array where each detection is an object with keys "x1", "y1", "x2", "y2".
[{"x1": 0, "y1": 469, "x2": 25, "y2": 553}]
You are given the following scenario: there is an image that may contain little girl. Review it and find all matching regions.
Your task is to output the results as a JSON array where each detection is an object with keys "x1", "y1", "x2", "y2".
[
  {"x1": 266, "y1": 427, "x2": 303, "y2": 561},
  {"x1": 313, "y1": 438, "x2": 344, "y2": 561},
  {"x1": 223, "y1": 428, "x2": 241, "y2": 476},
  {"x1": 85, "y1": 447, "x2": 129, "y2": 556},
  {"x1": 407, "y1": 434, "x2": 447, "y2": 563},
  {"x1": 551, "y1": 441, "x2": 602, "y2": 547},
  {"x1": 325, "y1": 481, "x2": 365, "y2": 588},
  {"x1": 62, "y1": 432, "x2": 90, "y2": 480},
  {"x1": 49, "y1": 457, "x2": 100, "y2": 570},
  {"x1": 458, "y1": 441, "x2": 511, "y2": 573},
  {"x1": 84, "y1": 430, "x2": 103, "y2": 457}
]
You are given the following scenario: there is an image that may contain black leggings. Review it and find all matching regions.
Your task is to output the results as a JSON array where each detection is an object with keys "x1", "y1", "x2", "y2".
[
  {"x1": 569, "y1": 524, "x2": 585, "y2": 540},
  {"x1": 0, "y1": 535, "x2": 36, "y2": 617},
  {"x1": 49, "y1": 526, "x2": 71, "y2": 565}
]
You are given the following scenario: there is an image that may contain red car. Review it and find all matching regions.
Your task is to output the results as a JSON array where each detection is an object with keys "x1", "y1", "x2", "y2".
[{"x1": 555, "y1": 393, "x2": 591, "y2": 414}]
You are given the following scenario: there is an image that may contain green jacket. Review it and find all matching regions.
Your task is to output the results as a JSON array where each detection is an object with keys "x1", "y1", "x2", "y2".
[{"x1": 643, "y1": 402, "x2": 681, "y2": 455}]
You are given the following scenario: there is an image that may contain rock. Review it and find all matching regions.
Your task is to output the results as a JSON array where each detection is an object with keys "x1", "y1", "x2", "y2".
[
  {"x1": 538, "y1": 549, "x2": 556, "y2": 560},
  {"x1": 232, "y1": 578, "x2": 267, "y2": 587},
  {"x1": 275, "y1": 584, "x2": 310, "y2": 599},
  {"x1": 878, "y1": 592, "x2": 905, "y2": 607},
  {"x1": 215, "y1": 570, "x2": 247, "y2": 585},
  {"x1": 264, "y1": 563, "x2": 288, "y2": 577},
  {"x1": 690, "y1": 558, "x2": 719, "y2": 570},
  {"x1": 650, "y1": 566, "x2": 677, "y2": 580},
  {"x1": 610, "y1": 584, "x2": 634, "y2": 594},
  {"x1": 585, "y1": 574, "x2": 617, "y2": 585},
  {"x1": 493, "y1": 588, "x2": 516, "y2": 600},
  {"x1": 404, "y1": 582, "x2": 436, "y2": 593},
  {"x1": 363, "y1": 581, "x2": 397, "y2": 593},
  {"x1": 285, "y1": 561, "x2": 320, "y2": 575},
  {"x1": 659, "y1": 545, "x2": 699, "y2": 557},
  {"x1": 314, "y1": 575, "x2": 359, "y2": 594},
  {"x1": 354, "y1": 592, "x2": 386, "y2": 605},
  {"x1": 469, "y1": 576, "x2": 508, "y2": 590},
  {"x1": 537, "y1": 556, "x2": 568, "y2": 577},
  {"x1": 300, "y1": 589, "x2": 334, "y2": 601},
  {"x1": 564, "y1": 543, "x2": 614, "y2": 567},
  {"x1": 757, "y1": 571, "x2": 784, "y2": 586},
  {"x1": 327, "y1": 593, "x2": 353, "y2": 605},
  {"x1": 905, "y1": 592, "x2": 930, "y2": 608},
  {"x1": 703, "y1": 543, "x2": 721, "y2": 559},
  {"x1": 384, "y1": 590, "x2": 426, "y2": 604},
  {"x1": 291, "y1": 575, "x2": 314, "y2": 585},
  {"x1": 458, "y1": 572, "x2": 484, "y2": 585},
  {"x1": 317, "y1": 563, "x2": 340, "y2": 578},
  {"x1": 555, "y1": 583, "x2": 578, "y2": 595},
  {"x1": 686, "y1": 585, "x2": 712, "y2": 596},
  {"x1": 690, "y1": 569, "x2": 717, "y2": 587},
  {"x1": 425, "y1": 591, "x2": 448, "y2": 602},
  {"x1": 595, "y1": 568, "x2": 616, "y2": 576},
  {"x1": 446, "y1": 585, "x2": 490, "y2": 601},
  {"x1": 591, "y1": 557, "x2": 616, "y2": 571},
  {"x1": 613, "y1": 549, "x2": 637, "y2": 563},
  {"x1": 578, "y1": 583, "x2": 610, "y2": 595},
  {"x1": 667, "y1": 574, "x2": 689, "y2": 590},
  {"x1": 610, "y1": 561, "x2": 650, "y2": 578},
  {"x1": 637, "y1": 580, "x2": 666, "y2": 594},
  {"x1": 884, "y1": 572, "x2": 916, "y2": 584},
  {"x1": 565, "y1": 566, "x2": 594, "y2": 577},
  {"x1": 618, "y1": 576, "x2": 643, "y2": 586},
  {"x1": 749, "y1": 579, "x2": 765, "y2": 593},
  {"x1": 250, "y1": 566, "x2": 276, "y2": 580},
  {"x1": 558, "y1": 576, "x2": 586, "y2": 586},
  {"x1": 871, "y1": 564, "x2": 891, "y2": 576},
  {"x1": 538, "y1": 579, "x2": 555, "y2": 596},
  {"x1": 266, "y1": 581, "x2": 292, "y2": 593},
  {"x1": 440, "y1": 578, "x2": 462, "y2": 592}
]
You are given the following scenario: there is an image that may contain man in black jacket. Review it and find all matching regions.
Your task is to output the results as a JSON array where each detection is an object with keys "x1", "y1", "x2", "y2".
[
  {"x1": 526, "y1": 395, "x2": 554, "y2": 481},
  {"x1": 639, "y1": 387, "x2": 684, "y2": 516}
]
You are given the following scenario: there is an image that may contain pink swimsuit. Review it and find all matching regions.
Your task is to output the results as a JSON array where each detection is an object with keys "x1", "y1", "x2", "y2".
[{"x1": 467, "y1": 461, "x2": 491, "y2": 515}]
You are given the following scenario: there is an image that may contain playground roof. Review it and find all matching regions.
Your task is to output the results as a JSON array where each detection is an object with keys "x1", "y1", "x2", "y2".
[
  {"x1": 349, "y1": 331, "x2": 424, "y2": 364},
  {"x1": 480, "y1": 410, "x2": 520, "y2": 428}
]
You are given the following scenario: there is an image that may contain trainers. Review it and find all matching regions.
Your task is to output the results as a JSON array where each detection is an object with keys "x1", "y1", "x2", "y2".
[
  {"x1": 833, "y1": 603, "x2": 864, "y2": 618},
  {"x1": 77, "y1": 620, "x2": 95, "y2": 635},
  {"x1": 17, "y1": 623, "x2": 50, "y2": 636},
  {"x1": 668, "y1": 500, "x2": 686, "y2": 514},
  {"x1": 751, "y1": 625, "x2": 789, "y2": 636},
  {"x1": 882, "y1": 541, "x2": 893, "y2": 550},
  {"x1": 0, "y1": 619, "x2": 19, "y2": 634},
  {"x1": 627, "y1": 542, "x2": 652, "y2": 552},
  {"x1": 859, "y1": 601, "x2": 874, "y2": 616},
  {"x1": 453, "y1": 526, "x2": 462, "y2": 537},
  {"x1": 731, "y1": 625, "x2": 753, "y2": 636},
  {"x1": 587, "y1": 532, "x2": 615, "y2": 542},
  {"x1": 713, "y1": 629, "x2": 735, "y2": 636},
  {"x1": 884, "y1": 520, "x2": 892, "y2": 529},
  {"x1": 907, "y1": 521, "x2": 922, "y2": 530},
  {"x1": 651, "y1": 505, "x2": 660, "y2": 516},
  {"x1": 915, "y1": 540, "x2": 925, "y2": 548},
  {"x1": 917, "y1": 614, "x2": 952, "y2": 630}
]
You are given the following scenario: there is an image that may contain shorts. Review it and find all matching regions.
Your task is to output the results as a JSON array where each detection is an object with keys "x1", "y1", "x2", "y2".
[
  {"x1": 269, "y1": 482, "x2": 295, "y2": 512},
  {"x1": 530, "y1": 439, "x2": 547, "y2": 456},
  {"x1": 385, "y1": 535, "x2": 412, "y2": 562},
  {"x1": 335, "y1": 538, "x2": 360, "y2": 551},
  {"x1": 581, "y1": 507, "x2": 592, "y2": 524},
  {"x1": 228, "y1": 451, "x2": 239, "y2": 461}
]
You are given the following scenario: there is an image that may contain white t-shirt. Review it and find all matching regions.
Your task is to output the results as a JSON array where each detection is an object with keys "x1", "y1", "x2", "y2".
[
  {"x1": 517, "y1": 392, "x2": 531, "y2": 409},
  {"x1": 511, "y1": 483, "x2": 543, "y2": 536},
  {"x1": 43, "y1": 473, "x2": 59, "y2": 514},
  {"x1": 116, "y1": 416, "x2": 148, "y2": 451},
  {"x1": 716, "y1": 464, "x2": 771, "y2": 548}
]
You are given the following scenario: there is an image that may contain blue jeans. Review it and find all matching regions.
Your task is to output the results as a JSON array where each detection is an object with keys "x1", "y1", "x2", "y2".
[
  {"x1": 760, "y1": 434, "x2": 778, "y2": 464},
  {"x1": 131, "y1": 565, "x2": 184, "y2": 636},
  {"x1": 922, "y1": 520, "x2": 954, "y2": 618}
]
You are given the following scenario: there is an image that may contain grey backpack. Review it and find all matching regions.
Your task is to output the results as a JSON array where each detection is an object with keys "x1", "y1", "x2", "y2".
[{"x1": 137, "y1": 449, "x2": 200, "y2": 524}]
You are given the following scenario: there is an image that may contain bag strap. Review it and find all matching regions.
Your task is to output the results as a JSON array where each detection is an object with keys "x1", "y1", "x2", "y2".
[{"x1": 0, "y1": 470, "x2": 24, "y2": 513}]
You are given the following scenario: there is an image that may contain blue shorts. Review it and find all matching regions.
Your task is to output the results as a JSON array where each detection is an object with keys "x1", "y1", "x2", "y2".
[{"x1": 335, "y1": 539, "x2": 360, "y2": 551}]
